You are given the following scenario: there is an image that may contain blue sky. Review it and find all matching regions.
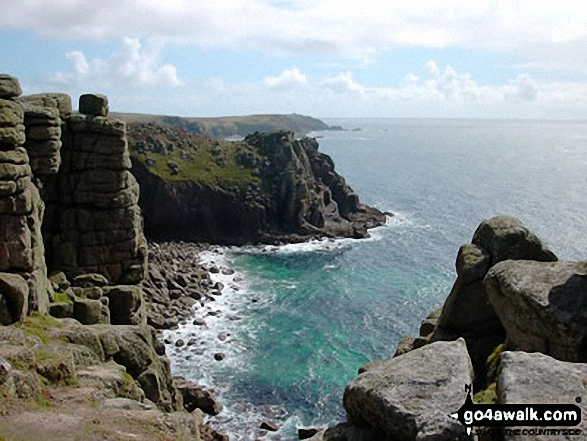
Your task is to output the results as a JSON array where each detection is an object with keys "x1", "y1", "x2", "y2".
[{"x1": 2, "y1": 0, "x2": 587, "y2": 119}]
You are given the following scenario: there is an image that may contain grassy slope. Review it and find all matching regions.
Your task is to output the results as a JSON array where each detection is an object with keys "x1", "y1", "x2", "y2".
[{"x1": 127, "y1": 121, "x2": 260, "y2": 187}]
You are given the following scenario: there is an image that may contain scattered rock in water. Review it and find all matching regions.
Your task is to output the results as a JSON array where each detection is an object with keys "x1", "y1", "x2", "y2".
[
  {"x1": 213, "y1": 282, "x2": 224, "y2": 291},
  {"x1": 175, "y1": 339, "x2": 185, "y2": 348},
  {"x1": 192, "y1": 318, "x2": 206, "y2": 326},
  {"x1": 187, "y1": 338, "x2": 197, "y2": 346},
  {"x1": 217, "y1": 332, "x2": 228, "y2": 341},
  {"x1": 260, "y1": 421, "x2": 279, "y2": 432},
  {"x1": 174, "y1": 376, "x2": 223, "y2": 416},
  {"x1": 298, "y1": 427, "x2": 320, "y2": 439},
  {"x1": 227, "y1": 315, "x2": 242, "y2": 321},
  {"x1": 213, "y1": 353, "x2": 225, "y2": 361},
  {"x1": 221, "y1": 268, "x2": 235, "y2": 275},
  {"x1": 209, "y1": 266, "x2": 220, "y2": 274},
  {"x1": 251, "y1": 296, "x2": 260, "y2": 303},
  {"x1": 163, "y1": 338, "x2": 172, "y2": 345}
]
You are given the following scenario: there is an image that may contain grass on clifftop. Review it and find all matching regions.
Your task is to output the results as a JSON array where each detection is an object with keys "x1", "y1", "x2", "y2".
[{"x1": 128, "y1": 121, "x2": 260, "y2": 187}]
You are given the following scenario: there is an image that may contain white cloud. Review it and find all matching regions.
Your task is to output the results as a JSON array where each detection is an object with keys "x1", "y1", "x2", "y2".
[
  {"x1": 47, "y1": 37, "x2": 182, "y2": 88},
  {"x1": 3, "y1": 0, "x2": 587, "y2": 66},
  {"x1": 318, "y1": 62, "x2": 584, "y2": 108},
  {"x1": 263, "y1": 67, "x2": 307, "y2": 90},
  {"x1": 322, "y1": 71, "x2": 366, "y2": 95}
]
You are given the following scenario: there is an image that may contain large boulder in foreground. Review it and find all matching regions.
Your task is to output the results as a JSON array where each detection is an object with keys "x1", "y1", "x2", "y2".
[
  {"x1": 498, "y1": 351, "x2": 587, "y2": 440},
  {"x1": 430, "y1": 217, "x2": 557, "y2": 387},
  {"x1": 486, "y1": 260, "x2": 587, "y2": 362},
  {"x1": 342, "y1": 339, "x2": 472, "y2": 440}
]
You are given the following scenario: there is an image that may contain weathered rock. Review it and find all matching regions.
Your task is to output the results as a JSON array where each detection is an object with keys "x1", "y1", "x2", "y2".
[
  {"x1": 34, "y1": 344, "x2": 77, "y2": 385},
  {"x1": 72, "y1": 273, "x2": 109, "y2": 287},
  {"x1": 79, "y1": 93, "x2": 109, "y2": 116},
  {"x1": 104, "y1": 285, "x2": 146, "y2": 326},
  {"x1": 393, "y1": 336, "x2": 417, "y2": 358},
  {"x1": 48, "y1": 301, "x2": 74, "y2": 318},
  {"x1": 432, "y1": 217, "x2": 557, "y2": 388},
  {"x1": 77, "y1": 361, "x2": 144, "y2": 402},
  {"x1": 0, "y1": 124, "x2": 25, "y2": 145},
  {"x1": 0, "y1": 74, "x2": 22, "y2": 99},
  {"x1": 23, "y1": 104, "x2": 62, "y2": 177},
  {"x1": 472, "y1": 216, "x2": 557, "y2": 265},
  {"x1": 174, "y1": 376, "x2": 223, "y2": 416},
  {"x1": 53, "y1": 323, "x2": 182, "y2": 412},
  {"x1": 260, "y1": 421, "x2": 279, "y2": 432},
  {"x1": 74, "y1": 298, "x2": 108, "y2": 325},
  {"x1": 48, "y1": 271, "x2": 70, "y2": 292},
  {"x1": 498, "y1": 351, "x2": 587, "y2": 440},
  {"x1": 42, "y1": 97, "x2": 147, "y2": 285},
  {"x1": 20, "y1": 93, "x2": 72, "y2": 118},
  {"x1": 486, "y1": 260, "x2": 587, "y2": 362},
  {"x1": 343, "y1": 339, "x2": 471, "y2": 440},
  {"x1": 0, "y1": 99, "x2": 24, "y2": 126},
  {"x1": 298, "y1": 427, "x2": 320, "y2": 439},
  {"x1": 0, "y1": 272, "x2": 28, "y2": 325}
]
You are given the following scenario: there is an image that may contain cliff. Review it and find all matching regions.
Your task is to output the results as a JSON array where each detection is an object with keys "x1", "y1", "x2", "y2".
[{"x1": 128, "y1": 121, "x2": 386, "y2": 244}]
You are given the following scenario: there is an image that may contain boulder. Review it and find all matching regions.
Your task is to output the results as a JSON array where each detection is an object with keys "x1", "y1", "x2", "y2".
[
  {"x1": 20, "y1": 93, "x2": 72, "y2": 118},
  {"x1": 48, "y1": 301, "x2": 74, "y2": 319},
  {"x1": 79, "y1": 94, "x2": 109, "y2": 116},
  {"x1": 74, "y1": 298, "x2": 108, "y2": 325},
  {"x1": 343, "y1": 339, "x2": 471, "y2": 440},
  {"x1": 104, "y1": 285, "x2": 146, "y2": 326},
  {"x1": 174, "y1": 376, "x2": 223, "y2": 415},
  {"x1": 73, "y1": 273, "x2": 109, "y2": 287},
  {"x1": 431, "y1": 217, "x2": 557, "y2": 388},
  {"x1": 471, "y1": 216, "x2": 557, "y2": 265},
  {"x1": 0, "y1": 272, "x2": 28, "y2": 325},
  {"x1": 486, "y1": 260, "x2": 587, "y2": 362},
  {"x1": 0, "y1": 74, "x2": 22, "y2": 99},
  {"x1": 498, "y1": 351, "x2": 587, "y2": 440}
]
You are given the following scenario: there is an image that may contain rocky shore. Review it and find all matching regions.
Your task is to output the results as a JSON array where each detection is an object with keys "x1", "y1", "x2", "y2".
[
  {"x1": 0, "y1": 73, "x2": 387, "y2": 440},
  {"x1": 313, "y1": 216, "x2": 587, "y2": 441}
]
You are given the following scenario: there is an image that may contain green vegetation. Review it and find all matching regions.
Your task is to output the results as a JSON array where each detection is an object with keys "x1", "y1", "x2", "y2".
[
  {"x1": 131, "y1": 145, "x2": 259, "y2": 186},
  {"x1": 19, "y1": 313, "x2": 63, "y2": 344},
  {"x1": 127, "y1": 120, "x2": 262, "y2": 186},
  {"x1": 473, "y1": 382, "x2": 497, "y2": 404},
  {"x1": 53, "y1": 292, "x2": 72, "y2": 304},
  {"x1": 486, "y1": 343, "x2": 505, "y2": 383}
]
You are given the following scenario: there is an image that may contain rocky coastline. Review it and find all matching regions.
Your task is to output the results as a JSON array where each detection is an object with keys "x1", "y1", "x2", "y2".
[
  {"x1": 313, "y1": 216, "x2": 587, "y2": 441},
  {"x1": 2, "y1": 70, "x2": 583, "y2": 441},
  {"x1": 0, "y1": 73, "x2": 385, "y2": 440}
]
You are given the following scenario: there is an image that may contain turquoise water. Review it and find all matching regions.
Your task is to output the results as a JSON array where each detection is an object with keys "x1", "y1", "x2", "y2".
[{"x1": 167, "y1": 119, "x2": 587, "y2": 439}]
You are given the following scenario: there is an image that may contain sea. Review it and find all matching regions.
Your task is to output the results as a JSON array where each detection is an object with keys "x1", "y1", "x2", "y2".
[{"x1": 164, "y1": 118, "x2": 587, "y2": 440}]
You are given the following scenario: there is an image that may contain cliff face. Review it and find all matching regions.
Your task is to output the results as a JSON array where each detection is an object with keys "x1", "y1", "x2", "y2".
[
  {"x1": 0, "y1": 75, "x2": 50, "y2": 319},
  {"x1": 130, "y1": 128, "x2": 385, "y2": 244},
  {"x1": 41, "y1": 97, "x2": 147, "y2": 284}
]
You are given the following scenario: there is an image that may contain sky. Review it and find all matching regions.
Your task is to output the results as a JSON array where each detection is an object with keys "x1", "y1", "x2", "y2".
[{"x1": 2, "y1": 0, "x2": 587, "y2": 119}]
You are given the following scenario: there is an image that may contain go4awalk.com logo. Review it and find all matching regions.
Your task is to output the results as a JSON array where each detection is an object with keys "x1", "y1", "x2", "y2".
[{"x1": 449, "y1": 385, "x2": 583, "y2": 437}]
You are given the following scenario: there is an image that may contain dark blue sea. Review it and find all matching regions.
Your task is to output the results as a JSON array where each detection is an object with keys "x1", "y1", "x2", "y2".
[{"x1": 166, "y1": 118, "x2": 587, "y2": 440}]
